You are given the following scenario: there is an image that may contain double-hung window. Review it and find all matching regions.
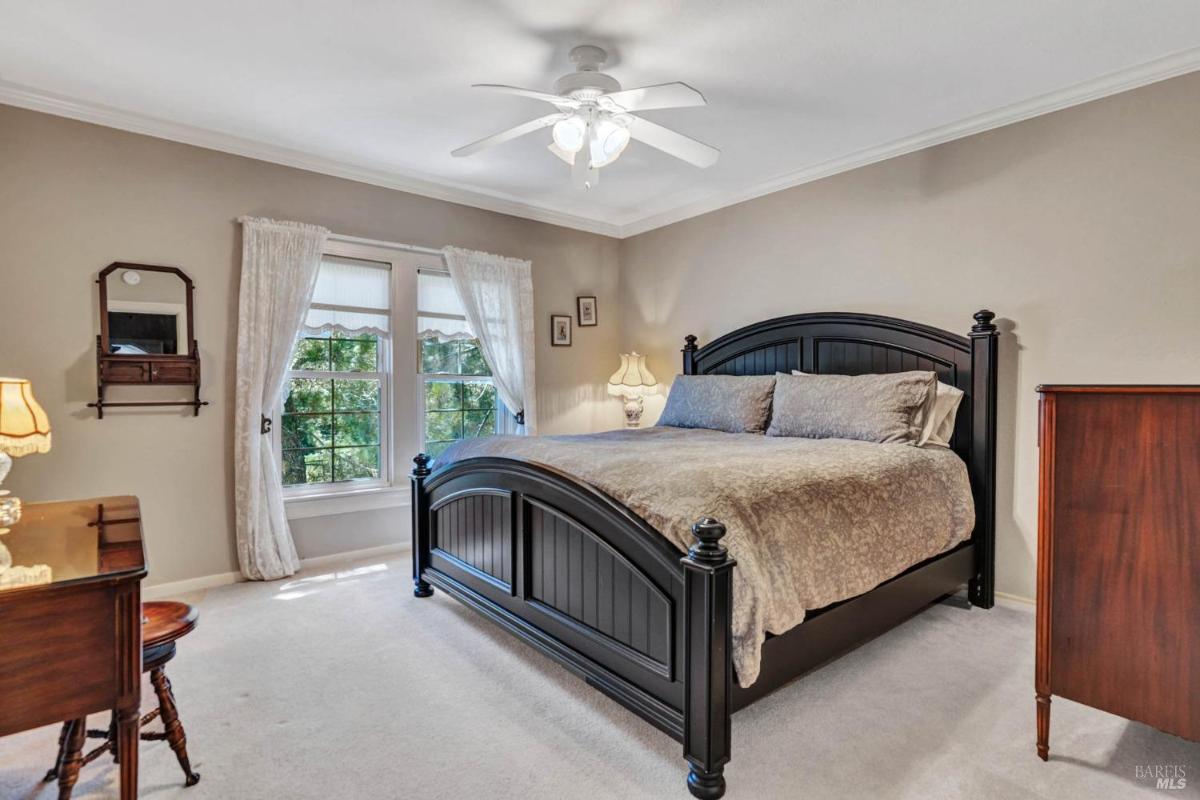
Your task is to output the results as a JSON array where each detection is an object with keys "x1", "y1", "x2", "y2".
[
  {"x1": 281, "y1": 255, "x2": 391, "y2": 491},
  {"x1": 417, "y1": 269, "x2": 503, "y2": 459}
]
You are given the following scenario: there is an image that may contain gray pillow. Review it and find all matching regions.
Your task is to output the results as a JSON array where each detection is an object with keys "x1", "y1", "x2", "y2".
[
  {"x1": 766, "y1": 371, "x2": 937, "y2": 444},
  {"x1": 657, "y1": 374, "x2": 777, "y2": 433}
]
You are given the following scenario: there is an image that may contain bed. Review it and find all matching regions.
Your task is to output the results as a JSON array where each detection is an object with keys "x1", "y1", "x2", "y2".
[{"x1": 409, "y1": 310, "x2": 999, "y2": 799}]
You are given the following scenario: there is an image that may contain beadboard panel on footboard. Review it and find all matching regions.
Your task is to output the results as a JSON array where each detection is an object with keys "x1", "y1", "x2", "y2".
[
  {"x1": 431, "y1": 489, "x2": 514, "y2": 593},
  {"x1": 421, "y1": 459, "x2": 687, "y2": 736}
]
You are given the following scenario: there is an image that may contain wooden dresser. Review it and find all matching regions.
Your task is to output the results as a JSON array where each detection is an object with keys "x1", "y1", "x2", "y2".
[
  {"x1": 0, "y1": 496, "x2": 146, "y2": 798},
  {"x1": 1036, "y1": 386, "x2": 1199, "y2": 759}
]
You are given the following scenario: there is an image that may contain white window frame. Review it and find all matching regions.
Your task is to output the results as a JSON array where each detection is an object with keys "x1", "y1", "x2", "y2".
[
  {"x1": 282, "y1": 339, "x2": 392, "y2": 495},
  {"x1": 416, "y1": 268, "x2": 506, "y2": 456},
  {"x1": 276, "y1": 241, "x2": 412, "y2": 518}
]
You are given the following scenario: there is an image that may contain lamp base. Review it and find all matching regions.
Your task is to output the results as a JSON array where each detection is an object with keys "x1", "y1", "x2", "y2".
[
  {"x1": 622, "y1": 396, "x2": 645, "y2": 428},
  {"x1": 0, "y1": 451, "x2": 18, "y2": 534}
]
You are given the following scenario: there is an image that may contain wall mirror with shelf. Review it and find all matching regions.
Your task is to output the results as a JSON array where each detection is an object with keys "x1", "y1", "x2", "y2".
[{"x1": 90, "y1": 262, "x2": 207, "y2": 418}]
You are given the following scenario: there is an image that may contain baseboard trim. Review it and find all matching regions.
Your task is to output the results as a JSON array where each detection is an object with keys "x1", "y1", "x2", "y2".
[
  {"x1": 297, "y1": 543, "x2": 409, "y2": 571},
  {"x1": 142, "y1": 542, "x2": 411, "y2": 600},
  {"x1": 143, "y1": 570, "x2": 242, "y2": 600},
  {"x1": 995, "y1": 591, "x2": 1035, "y2": 608}
]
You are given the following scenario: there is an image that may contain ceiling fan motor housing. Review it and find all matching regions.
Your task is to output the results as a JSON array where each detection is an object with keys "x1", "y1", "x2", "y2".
[
  {"x1": 555, "y1": 45, "x2": 621, "y2": 99},
  {"x1": 554, "y1": 70, "x2": 620, "y2": 98}
]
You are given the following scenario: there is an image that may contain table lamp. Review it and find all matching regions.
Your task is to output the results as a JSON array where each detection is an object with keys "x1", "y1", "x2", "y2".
[
  {"x1": 0, "y1": 378, "x2": 52, "y2": 537},
  {"x1": 607, "y1": 353, "x2": 659, "y2": 428}
]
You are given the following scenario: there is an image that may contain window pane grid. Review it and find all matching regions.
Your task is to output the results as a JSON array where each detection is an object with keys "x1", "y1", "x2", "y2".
[
  {"x1": 283, "y1": 330, "x2": 386, "y2": 488},
  {"x1": 419, "y1": 336, "x2": 500, "y2": 457}
]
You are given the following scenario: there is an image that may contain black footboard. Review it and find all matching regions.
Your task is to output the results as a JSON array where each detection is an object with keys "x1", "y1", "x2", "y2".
[
  {"x1": 411, "y1": 454, "x2": 734, "y2": 798},
  {"x1": 408, "y1": 308, "x2": 999, "y2": 799}
]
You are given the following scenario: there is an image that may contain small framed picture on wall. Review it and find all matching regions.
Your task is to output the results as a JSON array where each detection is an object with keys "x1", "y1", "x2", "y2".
[
  {"x1": 551, "y1": 314, "x2": 572, "y2": 346},
  {"x1": 577, "y1": 296, "x2": 598, "y2": 327}
]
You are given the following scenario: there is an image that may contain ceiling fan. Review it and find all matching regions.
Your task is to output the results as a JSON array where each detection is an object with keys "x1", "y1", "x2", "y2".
[{"x1": 452, "y1": 45, "x2": 719, "y2": 189}]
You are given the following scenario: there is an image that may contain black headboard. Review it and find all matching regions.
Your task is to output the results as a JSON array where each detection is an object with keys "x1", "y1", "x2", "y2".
[{"x1": 681, "y1": 310, "x2": 999, "y2": 607}]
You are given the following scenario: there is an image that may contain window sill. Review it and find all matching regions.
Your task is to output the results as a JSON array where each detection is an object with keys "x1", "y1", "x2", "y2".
[{"x1": 284, "y1": 485, "x2": 411, "y2": 520}]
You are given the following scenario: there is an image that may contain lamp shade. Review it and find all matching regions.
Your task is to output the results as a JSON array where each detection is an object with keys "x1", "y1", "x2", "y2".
[
  {"x1": 607, "y1": 353, "x2": 659, "y2": 397},
  {"x1": 0, "y1": 378, "x2": 52, "y2": 457}
]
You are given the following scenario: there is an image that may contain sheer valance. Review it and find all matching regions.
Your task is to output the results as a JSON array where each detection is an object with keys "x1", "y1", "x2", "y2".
[
  {"x1": 302, "y1": 255, "x2": 390, "y2": 337},
  {"x1": 418, "y1": 268, "x2": 474, "y2": 342}
]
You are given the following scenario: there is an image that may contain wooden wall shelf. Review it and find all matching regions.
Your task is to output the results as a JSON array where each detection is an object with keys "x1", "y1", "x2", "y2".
[{"x1": 89, "y1": 262, "x2": 207, "y2": 419}]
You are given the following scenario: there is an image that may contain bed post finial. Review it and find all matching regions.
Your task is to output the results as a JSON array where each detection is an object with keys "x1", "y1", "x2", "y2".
[
  {"x1": 411, "y1": 454, "x2": 434, "y2": 597},
  {"x1": 683, "y1": 335, "x2": 699, "y2": 375},
  {"x1": 688, "y1": 518, "x2": 728, "y2": 564},
  {"x1": 412, "y1": 452, "x2": 432, "y2": 478},
  {"x1": 681, "y1": 517, "x2": 735, "y2": 799},
  {"x1": 972, "y1": 309, "x2": 996, "y2": 334}
]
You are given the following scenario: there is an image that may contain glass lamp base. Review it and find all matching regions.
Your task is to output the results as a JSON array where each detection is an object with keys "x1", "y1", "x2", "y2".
[
  {"x1": 622, "y1": 396, "x2": 645, "y2": 428},
  {"x1": 0, "y1": 491, "x2": 20, "y2": 535}
]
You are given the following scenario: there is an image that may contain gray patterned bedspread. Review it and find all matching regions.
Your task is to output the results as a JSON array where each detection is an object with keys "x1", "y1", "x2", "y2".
[{"x1": 438, "y1": 427, "x2": 974, "y2": 686}]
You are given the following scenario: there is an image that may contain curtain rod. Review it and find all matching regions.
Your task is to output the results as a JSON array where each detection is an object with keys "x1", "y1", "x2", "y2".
[{"x1": 327, "y1": 232, "x2": 444, "y2": 257}]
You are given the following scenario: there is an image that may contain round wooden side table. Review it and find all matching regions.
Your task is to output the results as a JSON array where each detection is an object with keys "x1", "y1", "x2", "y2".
[{"x1": 46, "y1": 601, "x2": 201, "y2": 798}]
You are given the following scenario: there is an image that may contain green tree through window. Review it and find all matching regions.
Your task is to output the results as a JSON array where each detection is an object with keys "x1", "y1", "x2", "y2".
[
  {"x1": 420, "y1": 338, "x2": 499, "y2": 459},
  {"x1": 282, "y1": 331, "x2": 384, "y2": 486}
]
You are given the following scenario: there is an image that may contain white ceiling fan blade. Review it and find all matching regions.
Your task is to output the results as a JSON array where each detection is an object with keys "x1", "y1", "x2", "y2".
[
  {"x1": 627, "y1": 117, "x2": 720, "y2": 168},
  {"x1": 601, "y1": 82, "x2": 706, "y2": 112},
  {"x1": 452, "y1": 113, "x2": 567, "y2": 157},
  {"x1": 472, "y1": 84, "x2": 580, "y2": 109}
]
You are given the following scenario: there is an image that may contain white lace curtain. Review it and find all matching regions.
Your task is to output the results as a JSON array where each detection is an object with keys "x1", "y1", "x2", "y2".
[
  {"x1": 442, "y1": 246, "x2": 537, "y2": 434},
  {"x1": 234, "y1": 217, "x2": 329, "y2": 580}
]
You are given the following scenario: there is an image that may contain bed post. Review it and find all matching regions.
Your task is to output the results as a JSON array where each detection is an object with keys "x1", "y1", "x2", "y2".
[
  {"x1": 968, "y1": 310, "x2": 998, "y2": 608},
  {"x1": 681, "y1": 518, "x2": 735, "y2": 799},
  {"x1": 682, "y1": 334, "x2": 699, "y2": 375},
  {"x1": 411, "y1": 453, "x2": 434, "y2": 598}
]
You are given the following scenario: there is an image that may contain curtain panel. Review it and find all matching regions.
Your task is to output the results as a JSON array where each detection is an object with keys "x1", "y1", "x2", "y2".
[
  {"x1": 234, "y1": 217, "x2": 329, "y2": 580},
  {"x1": 442, "y1": 246, "x2": 537, "y2": 434}
]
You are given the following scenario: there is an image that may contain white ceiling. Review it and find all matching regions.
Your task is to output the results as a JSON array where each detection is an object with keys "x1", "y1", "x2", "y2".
[{"x1": 2, "y1": 1, "x2": 1199, "y2": 237}]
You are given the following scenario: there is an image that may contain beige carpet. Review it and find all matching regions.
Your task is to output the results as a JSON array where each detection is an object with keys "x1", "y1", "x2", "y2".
[{"x1": 1, "y1": 552, "x2": 1196, "y2": 799}]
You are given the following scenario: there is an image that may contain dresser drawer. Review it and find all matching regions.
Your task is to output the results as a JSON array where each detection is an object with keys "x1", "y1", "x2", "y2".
[
  {"x1": 150, "y1": 361, "x2": 197, "y2": 384},
  {"x1": 101, "y1": 360, "x2": 151, "y2": 383}
]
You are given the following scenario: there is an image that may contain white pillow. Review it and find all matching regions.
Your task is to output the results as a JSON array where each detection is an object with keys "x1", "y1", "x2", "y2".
[
  {"x1": 919, "y1": 382, "x2": 964, "y2": 447},
  {"x1": 790, "y1": 370, "x2": 962, "y2": 448}
]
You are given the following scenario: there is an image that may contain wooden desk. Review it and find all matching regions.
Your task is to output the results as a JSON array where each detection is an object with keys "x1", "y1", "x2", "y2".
[{"x1": 0, "y1": 496, "x2": 146, "y2": 799}]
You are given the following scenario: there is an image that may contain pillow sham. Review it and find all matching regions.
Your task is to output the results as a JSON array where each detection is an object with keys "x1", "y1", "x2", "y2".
[
  {"x1": 919, "y1": 381, "x2": 964, "y2": 448},
  {"x1": 769, "y1": 370, "x2": 936, "y2": 443},
  {"x1": 790, "y1": 370, "x2": 962, "y2": 448},
  {"x1": 656, "y1": 374, "x2": 777, "y2": 433}
]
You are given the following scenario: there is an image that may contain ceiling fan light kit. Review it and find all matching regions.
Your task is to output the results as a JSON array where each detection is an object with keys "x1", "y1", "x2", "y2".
[{"x1": 452, "y1": 45, "x2": 719, "y2": 189}]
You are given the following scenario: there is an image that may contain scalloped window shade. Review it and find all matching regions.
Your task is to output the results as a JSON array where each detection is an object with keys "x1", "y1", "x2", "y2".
[
  {"x1": 418, "y1": 268, "x2": 474, "y2": 341},
  {"x1": 302, "y1": 255, "x2": 390, "y2": 337}
]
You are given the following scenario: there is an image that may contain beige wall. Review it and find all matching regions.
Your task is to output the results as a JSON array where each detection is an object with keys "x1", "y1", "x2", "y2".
[
  {"x1": 619, "y1": 72, "x2": 1200, "y2": 601},
  {"x1": 5, "y1": 71, "x2": 1199, "y2": 598},
  {"x1": 0, "y1": 104, "x2": 623, "y2": 587}
]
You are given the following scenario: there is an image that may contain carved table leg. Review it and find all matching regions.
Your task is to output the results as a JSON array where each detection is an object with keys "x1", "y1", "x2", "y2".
[
  {"x1": 151, "y1": 667, "x2": 200, "y2": 786},
  {"x1": 57, "y1": 718, "x2": 87, "y2": 800},
  {"x1": 1036, "y1": 693, "x2": 1051, "y2": 761},
  {"x1": 116, "y1": 707, "x2": 139, "y2": 800},
  {"x1": 43, "y1": 721, "x2": 72, "y2": 782}
]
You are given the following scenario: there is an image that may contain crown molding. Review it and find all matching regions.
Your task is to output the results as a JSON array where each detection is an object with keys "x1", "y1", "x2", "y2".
[
  {"x1": 615, "y1": 46, "x2": 1200, "y2": 238},
  {"x1": 0, "y1": 81, "x2": 622, "y2": 238},
  {"x1": 3, "y1": 45, "x2": 1199, "y2": 242}
]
